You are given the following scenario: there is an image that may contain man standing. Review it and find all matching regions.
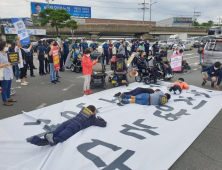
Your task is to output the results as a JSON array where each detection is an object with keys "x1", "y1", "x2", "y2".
[
  {"x1": 90, "y1": 40, "x2": 96, "y2": 51},
  {"x1": 160, "y1": 41, "x2": 170, "y2": 58},
  {"x1": 63, "y1": 37, "x2": 69, "y2": 66},
  {"x1": 144, "y1": 39, "x2": 150, "y2": 58},
  {"x1": 131, "y1": 40, "x2": 135, "y2": 54},
  {"x1": 152, "y1": 40, "x2": 160, "y2": 56},
  {"x1": 81, "y1": 38, "x2": 88, "y2": 54},
  {"x1": 118, "y1": 40, "x2": 126, "y2": 58},
  {"x1": 197, "y1": 40, "x2": 204, "y2": 65},
  {"x1": 59, "y1": 39, "x2": 65, "y2": 72},
  {"x1": 108, "y1": 40, "x2": 113, "y2": 63},
  {"x1": 124, "y1": 40, "x2": 130, "y2": 60},
  {"x1": 23, "y1": 44, "x2": 35, "y2": 77},
  {"x1": 102, "y1": 40, "x2": 109, "y2": 65},
  {"x1": 115, "y1": 39, "x2": 121, "y2": 54}
]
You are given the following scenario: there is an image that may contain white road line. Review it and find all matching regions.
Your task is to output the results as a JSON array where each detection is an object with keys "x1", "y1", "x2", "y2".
[
  {"x1": 61, "y1": 78, "x2": 75, "y2": 83},
  {"x1": 11, "y1": 86, "x2": 21, "y2": 89},
  {"x1": 185, "y1": 56, "x2": 199, "y2": 60},
  {"x1": 36, "y1": 103, "x2": 47, "y2": 109},
  {"x1": 193, "y1": 68, "x2": 198, "y2": 70},
  {"x1": 41, "y1": 82, "x2": 51, "y2": 84},
  {"x1": 62, "y1": 84, "x2": 75, "y2": 91},
  {"x1": 77, "y1": 76, "x2": 84, "y2": 78}
]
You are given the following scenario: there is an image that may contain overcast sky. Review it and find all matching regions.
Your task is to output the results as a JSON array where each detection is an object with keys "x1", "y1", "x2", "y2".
[{"x1": 0, "y1": 0, "x2": 221, "y2": 24}]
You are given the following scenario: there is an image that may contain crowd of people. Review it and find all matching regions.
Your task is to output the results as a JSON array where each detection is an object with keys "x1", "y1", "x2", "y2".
[{"x1": 0, "y1": 36, "x2": 222, "y2": 107}]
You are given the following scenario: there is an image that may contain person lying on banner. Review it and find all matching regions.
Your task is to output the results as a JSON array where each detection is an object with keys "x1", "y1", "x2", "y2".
[
  {"x1": 201, "y1": 62, "x2": 222, "y2": 90},
  {"x1": 167, "y1": 78, "x2": 189, "y2": 95},
  {"x1": 178, "y1": 49, "x2": 191, "y2": 70},
  {"x1": 114, "y1": 88, "x2": 161, "y2": 97},
  {"x1": 118, "y1": 90, "x2": 171, "y2": 106},
  {"x1": 27, "y1": 105, "x2": 107, "y2": 146},
  {"x1": 72, "y1": 47, "x2": 82, "y2": 65},
  {"x1": 159, "y1": 51, "x2": 173, "y2": 78}
]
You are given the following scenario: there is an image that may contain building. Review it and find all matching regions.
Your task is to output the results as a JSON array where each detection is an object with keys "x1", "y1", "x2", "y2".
[{"x1": 156, "y1": 17, "x2": 192, "y2": 27}]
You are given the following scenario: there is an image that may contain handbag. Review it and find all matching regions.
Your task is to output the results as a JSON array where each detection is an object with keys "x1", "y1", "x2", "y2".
[{"x1": 0, "y1": 53, "x2": 4, "y2": 80}]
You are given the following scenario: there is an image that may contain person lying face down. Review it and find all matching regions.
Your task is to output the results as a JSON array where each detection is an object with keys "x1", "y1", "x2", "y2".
[
  {"x1": 27, "y1": 105, "x2": 107, "y2": 146},
  {"x1": 118, "y1": 90, "x2": 171, "y2": 106},
  {"x1": 114, "y1": 87, "x2": 161, "y2": 98},
  {"x1": 168, "y1": 78, "x2": 189, "y2": 95}
]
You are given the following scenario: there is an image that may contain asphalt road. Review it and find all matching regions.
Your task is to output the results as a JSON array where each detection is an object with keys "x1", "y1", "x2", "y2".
[{"x1": 0, "y1": 48, "x2": 222, "y2": 170}]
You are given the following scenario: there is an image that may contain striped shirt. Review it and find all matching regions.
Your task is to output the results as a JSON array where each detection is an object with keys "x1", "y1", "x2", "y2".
[{"x1": 0, "y1": 51, "x2": 13, "y2": 80}]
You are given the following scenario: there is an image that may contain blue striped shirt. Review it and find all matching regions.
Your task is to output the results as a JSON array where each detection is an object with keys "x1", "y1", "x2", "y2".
[{"x1": 0, "y1": 52, "x2": 13, "y2": 80}]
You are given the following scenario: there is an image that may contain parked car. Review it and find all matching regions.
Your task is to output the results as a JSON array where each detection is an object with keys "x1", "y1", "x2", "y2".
[
  {"x1": 194, "y1": 36, "x2": 215, "y2": 48},
  {"x1": 167, "y1": 39, "x2": 182, "y2": 49},
  {"x1": 172, "y1": 40, "x2": 193, "y2": 51},
  {"x1": 201, "y1": 38, "x2": 222, "y2": 68}
]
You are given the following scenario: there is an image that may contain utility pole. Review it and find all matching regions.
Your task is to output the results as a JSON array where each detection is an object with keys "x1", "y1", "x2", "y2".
[
  {"x1": 46, "y1": 0, "x2": 54, "y2": 8},
  {"x1": 139, "y1": 0, "x2": 149, "y2": 25},
  {"x1": 149, "y1": 0, "x2": 157, "y2": 27},
  {"x1": 192, "y1": 7, "x2": 201, "y2": 26}
]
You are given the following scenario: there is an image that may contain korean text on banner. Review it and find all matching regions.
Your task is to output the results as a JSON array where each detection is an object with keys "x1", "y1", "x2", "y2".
[
  {"x1": 171, "y1": 55, "x2": 182, "y2": 71},
  {"x1": 8, "y1": 52, "x2": 19, "y2": 64},
  {"x1": 53, "y1": 47, "x2": 60, "y2": 71},
  {"x1": 11, "y1": 18, "x2": 31, "y2": 45}
]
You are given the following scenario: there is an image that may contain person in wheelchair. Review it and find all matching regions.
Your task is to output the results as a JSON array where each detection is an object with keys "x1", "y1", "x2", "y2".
[
  {"x1": 73, "y1": 48, "x2": 83, "y2": 66},
  {"x1": 178, "y1": 49, "x2": 191, "y2": 70},
  {"x1": 159, "y1": 51, "x2": 173, "y2": 78}
]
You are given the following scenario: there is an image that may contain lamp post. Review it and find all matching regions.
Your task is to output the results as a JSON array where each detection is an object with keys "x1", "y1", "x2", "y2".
[{"x1": 150, "y1": 0, "x2": 157, "y2": 27}]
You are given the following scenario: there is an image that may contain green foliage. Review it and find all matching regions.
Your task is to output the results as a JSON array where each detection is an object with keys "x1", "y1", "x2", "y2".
[
  {"x1": 63, "y1": 20, "x2": 78, "y2": 30},
  {"x1": 39, "y1": 8, "x2": 71, "y2": 36},
  {"x1": 193, "y1": 21, "x2": 200, "y2": 26}
]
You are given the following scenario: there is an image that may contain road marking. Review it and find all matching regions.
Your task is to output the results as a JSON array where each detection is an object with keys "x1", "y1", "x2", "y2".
[
  {"x1": 41, "y1": 82, "x2": 51, "y2": 85},
  {"x1": 193, "y1": 68, "x2": 198, "y2": 70},
  {"x1": 184, "y1": 53, "x2": 195, "y2": 56},
  {"x1": 11, "y1": 86, "x2": 21, "y2": 89},
  {"x1": 77, "y1": 76, "x2": 84, "y2": 78},
  {"x1": 185, "y1": 56, "x2": 198, "y2": 60},
  {"x1": 63, "y1": 84, "x2": 75, "y2": 91},
  {"x1": 61, "y1": 78, "x2": 75, "y2": 83},
  {"x1": 36, "y1": 103, "x2": 47, "y2": 109}
]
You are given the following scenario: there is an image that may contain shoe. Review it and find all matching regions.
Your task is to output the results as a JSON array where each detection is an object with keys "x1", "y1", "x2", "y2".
[
  {"x1": 52, "y1": 81, "x2": 57, "y2": 84},
  {"x1": 46, "y1": 72, "x2": 50, "y2": 74},
  {"x1": 26, "y1": 136, "x2": 34, "y2": 142},
  {"x1": 83, "y1": 91, "x2": 89, "y2": 95},
  {"x1": 30, "y1": 75, "x2": 35, "y2": 77},
  {"x1": 45, "y1": 133, "x2": 55, "y2": 146},
  {"x1": 202, "y1": 81, "x2": 207, "y2": 86},
  {"x1": 40, "y1": 74, "x2": 43, "y2": 76},
  {"x1": 7, "y1": 98, "x2": 17, "y2": 102},
  {"x1": 114, "y1": 92, "x2": 121, "y2": 97},
  {"x1": 3, "y1": 101, "x2": 13, "y2": 106},
  {"x1": 16, "y1": 79, "x2": 21, "y2": 83},
  {"x1": 59, "y1": 69, "x2": 64, "y2": 72},
  {"x1": 88, "y1": 90, "x2": 93, "y2": 94},
  {"x1": 211, "y1": 83, "x2": 215, "y2": 88},
  {"x1": 24, "y1": 81, "x2": 29, "y2": 84},
  {"x1": 57, "y1": 76, "x2": 61, "y2": 78},
  {"x1": 169, "y1": 74, "x2": 172, "y2": 78},
  {"x1": 43, "y1": 73, "x2": 47, "y2": 75},
  {"x1": 56, "y1": 79, "x2": 60, "y2": 82},
  {"x1": 118, "y1": 96, "x2": 123, "y2": 103},
  {"x1": 21, "y1": 82, "x2": 28, "y2": 86},
  {"x1": 165, "y1": 75, "x2": 169, "y2": 78},
  {"x1": 33, "y1": 67, "x2": 37, "y2": 69}
]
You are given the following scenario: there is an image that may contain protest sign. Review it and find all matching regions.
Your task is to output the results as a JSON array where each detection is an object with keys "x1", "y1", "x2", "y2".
[
  {"x1": 53, "y1": 46, "x2": 60, "y2": 70},
  {"x1": 7, "y1": 52, "x2": 19, "y2": 64},
  {"x1": 171, "y1": 55, "x2": 182, "y2": 71}
]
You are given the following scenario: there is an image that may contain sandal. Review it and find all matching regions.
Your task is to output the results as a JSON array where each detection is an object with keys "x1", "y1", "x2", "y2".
[
  {"x1": 7, "y1": 98, "x2": 17, "y2": 102},
  {"x1": 3, "y1": 101, "x2": 13, "y2": 106}
]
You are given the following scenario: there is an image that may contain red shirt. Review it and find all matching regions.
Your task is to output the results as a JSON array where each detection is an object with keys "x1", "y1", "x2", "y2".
[
  {"x1": 81, "y1": 55, "x2": 97, "y2": 75},
  {"x1": 109, "y1": 44, "x2": 113, "y2": 54}
]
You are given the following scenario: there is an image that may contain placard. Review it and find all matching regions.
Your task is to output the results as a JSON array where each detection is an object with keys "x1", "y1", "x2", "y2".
[
  {"x1": 171, "y1": 55, "x2": 182, "y2": 71},
  {"x1": 7, "y1": 52, "x2": 19, "y2": 64},
  {"x1": 52, "y1": 46, "x2": 60, "y2": 70}
]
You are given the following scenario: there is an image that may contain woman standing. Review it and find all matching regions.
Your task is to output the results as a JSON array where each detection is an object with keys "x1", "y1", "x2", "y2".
[
  {"x1": 81, "y1": 48, "x2": 98, "y2": 95},
  {"x1": 15, "y1": 37, "x2": 33, "y2": 86},
  {"x1": 47, "y1": 39, "x2": 57, "y2": 84},
  {"x1": 0, "y1": 41, "x2": 17, "y2": 106},
  {"x1": 37, "y1": 40, "x2": 45, "y2": 76}
]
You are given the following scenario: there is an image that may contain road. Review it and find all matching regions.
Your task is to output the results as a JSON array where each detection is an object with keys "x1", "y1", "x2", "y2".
[{"x1": 0, "y1": 48, "x2": 222, "y2": 170}]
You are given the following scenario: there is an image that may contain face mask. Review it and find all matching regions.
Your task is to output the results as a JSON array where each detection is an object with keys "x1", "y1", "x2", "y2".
[
  {"x1": 147, "y1": 41, "x2": 149, "y2": 43},
  {"x1": 81, "y1": 40, "x2": 83, "y2": 42},
  {"x1": 86, "y1": 54, "x2": 90, "y2": 57},
  {"x1": 156, "y1": 42, "x2": 158, "y2": 44},
  {"x1": 105, "y1": 42, "x2": 107, "y2": 44},
  {"x1": 201, "y1": 43, "x2": 204, "y2": 45},
  {"x1": 214, "y1": 67, "x2": 218, "y2": 70},
  {"x1": 76, "y1": 50, "x2": 79, "y2": 53},
  {"x1": 137, "y1": 52, "x2": 140, "y2": 54},
  {"x1": 4, "y1": 47, "x2": 8, "y2": 52},
  {"x1": 118, "y1": 41, "x2": 119, "y2": 43}
]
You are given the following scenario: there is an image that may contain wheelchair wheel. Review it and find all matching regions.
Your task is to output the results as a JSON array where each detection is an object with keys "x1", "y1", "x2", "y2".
[
  {"x1": 126, "y1": 81, "x2": 129, "y2": 87},
  {"x1": 135, "y1": 75, "x2": 142, "y2": 82},
  {"x1": 113, "y1": 82, "x2": 119, "y2": 87},
  {"x1": 90, "y1": 83, "x2": 94, "y2": 89},
  {"x1": 75, "y1": 67, "x2": 81, "y2": 73},
  {"x1": 71, "y1": 65, "x2": 75, "y2": 72},
  {"x1": 153, "y1": 78, "x2": 157, "y2": 83},
  {"x1": 145, "y1": 78, "x2": 151, "y2": 85}
]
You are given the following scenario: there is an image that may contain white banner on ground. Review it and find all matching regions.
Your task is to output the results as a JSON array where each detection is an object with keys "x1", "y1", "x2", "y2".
[{"x1": 0, "y1": 82, "x2": 221, "y2": 170}]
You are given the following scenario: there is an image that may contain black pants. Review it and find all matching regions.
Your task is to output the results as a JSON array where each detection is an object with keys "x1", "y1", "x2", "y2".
[
  {"x1": 26, "y1": 56, "x2": 34, "y2": 76},
  {"x1": 45, "y1": 58, "x2": 49, "y2": 73},
  {"x1": 20, "y1": 63, "x2": 28, "y2": 79},
  {"x1": 60, "y1": 55, "x2": 64, "y2": 70},
  {"x1": 12, "y1": 65, "x2": 15, "y2": 76},
  {"x1": 125, "y1": 50, "x2": 128, "y2": 60},
  {"x1": 169, "y1": 85, "x2": 182, "y2": 95},
  {"x1": 103, "y1": 51, "x2": 109, "y2": 65},
  {"x1": 145, "y1": 51, "x2": 149, "y2": 58},
  {"x1": 39, "y1": 55, "x2": 45, "y2": 74},
  {"x1": 63, "y1": 51, "x2": 69, "y2": 65}
]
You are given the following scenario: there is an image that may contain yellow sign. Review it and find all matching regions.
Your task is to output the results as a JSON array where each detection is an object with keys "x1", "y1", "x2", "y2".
[{"x1": 8, "y1": 52, "x2": 19, "y2": 64}]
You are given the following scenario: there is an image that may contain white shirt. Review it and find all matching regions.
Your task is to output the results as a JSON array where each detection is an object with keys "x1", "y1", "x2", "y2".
[{"x1": 15, "y1": 46, "x2": 30, "y2": 69}]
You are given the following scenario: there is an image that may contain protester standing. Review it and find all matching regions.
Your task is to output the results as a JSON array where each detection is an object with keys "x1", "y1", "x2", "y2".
[
  {"x1": 23, "y1": 43, "x2": 35, "y2": 77},
  {"x1": 131, "y1": 40, "x2": 135, "y2": 54},
  {"x1": 124, "y1": 40, "x2": 130, "y2": 60},
  {"x1": 115, "y1": 40, "x2": 121, "y2": 54},
  {"x1": 144, "y1": 40, "x2": 150, "y2": 58},
  {"x1": 81, "y1": 38, "x2": 88, "y2": 54},
  {"x1": 0, "y1": 41, "x2": 17, "y2": 106},
  {"x1": 90, "y1": 40, "x2": 96, "y2": 51},
  {"x1": 118, "y1": 40, "x2": 126, "y2": 59},
  {"x1": 102, "y1": 40, "x2": 109, "y2": 65},
  {"x1": 197, "y1": 40, "x2": 205, "y2": 65},
  {"x1": 108, "y1": 40, "x2": 113, "y2": 63},
  {"x1": 47, "y1": 39, "x2": 57, "y2": 84},
  {"x1": 82, "y1": 48, "x2": 98, "y2": 95},
  {"x1": 37, "y1": 41, "x2": 45, "y2": 76},
  {"x1": 63, "y1": 37, "x2": 69, "y2": 66}
]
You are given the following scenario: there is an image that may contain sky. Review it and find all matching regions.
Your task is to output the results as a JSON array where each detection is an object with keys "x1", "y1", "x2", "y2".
[{"x1": 0, "y1": 0, "x2": 221, "y2": 24}]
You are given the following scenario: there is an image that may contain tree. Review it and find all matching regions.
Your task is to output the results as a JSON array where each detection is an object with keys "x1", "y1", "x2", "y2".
[
  {"x1": 207, "y1": 20, "x2": 214, "y2": 26},
  {"x1": 61, "y1": 20, "x2": 78, "y2": 44},
  {"x1": 193, "y1": 21, "x2": 200, "y2": 26},
  {"x1": 39, "y1": 8, "x2": 71, "y2": 36}
]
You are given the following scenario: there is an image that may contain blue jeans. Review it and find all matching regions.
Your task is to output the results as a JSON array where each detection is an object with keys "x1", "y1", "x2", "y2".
[
  {"x1": 52, "y1": 119, "x2": 80, "y2": 143},
  {"x1": 49, "y1": 63, "x2": 56, "y2": 82},
  {"x1": 1, "y1": 80, "x2": 12, "y2": 103},
  {"x1": 199, "y1": 54, "x2": 202, "y2": 64},
  {"x1": 14, "y1": 64, "x2": 20, "y2": 79},
  {"x1": 123, "y1": 93, "x2": 150, "y2": 105},
  {"x1": 162, "y1": 64, "x2": 172, "y2": 75}
]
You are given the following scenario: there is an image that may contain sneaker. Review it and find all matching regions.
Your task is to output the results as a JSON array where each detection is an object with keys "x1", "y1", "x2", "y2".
[
  {"x1": 165, "y1": 74, "x2": 169, "y2": 78},
  {"x1": 24, "y1": 81, "x2": 29, "y2": 84},
  {"x1": 51, "y1": 81, "x2": 57, "y2": 84},
  {"x1": 211, "y1": 83, "x2": 215, "y2": 88},
  {"x1": 56, "y1": 79, "x2": 60, "y2": 83},
  {"x1": 169, "y1": 74, "x2": 172, "y2": 78},
  {"x1": 16, "y1": 79, "x2": 21, "y2": 83},
  {"x1": 118, "y1": 96, "x2": 123, "y2": 103},
  {"x1": 83, "y1": 91, "x2": 89, "y2": 95},
  {"x1": 30, "y1": 75, "x2": 35, "y2": 77},
  {"x1": 45, "y1": 133, "x2": 55, "y2": 146},
  {"x1": 202, "y1": 81, "x2": 207, "y2": 86},
  {"x1": 21, "y1": 82, "x2": 28, "y2": 86},
  {"x1": 114, "y1": 92, "x2": 121, "y2": 97},
  {"x1": 88, "y1": 90, "x2": 93, "y2": 94}
]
